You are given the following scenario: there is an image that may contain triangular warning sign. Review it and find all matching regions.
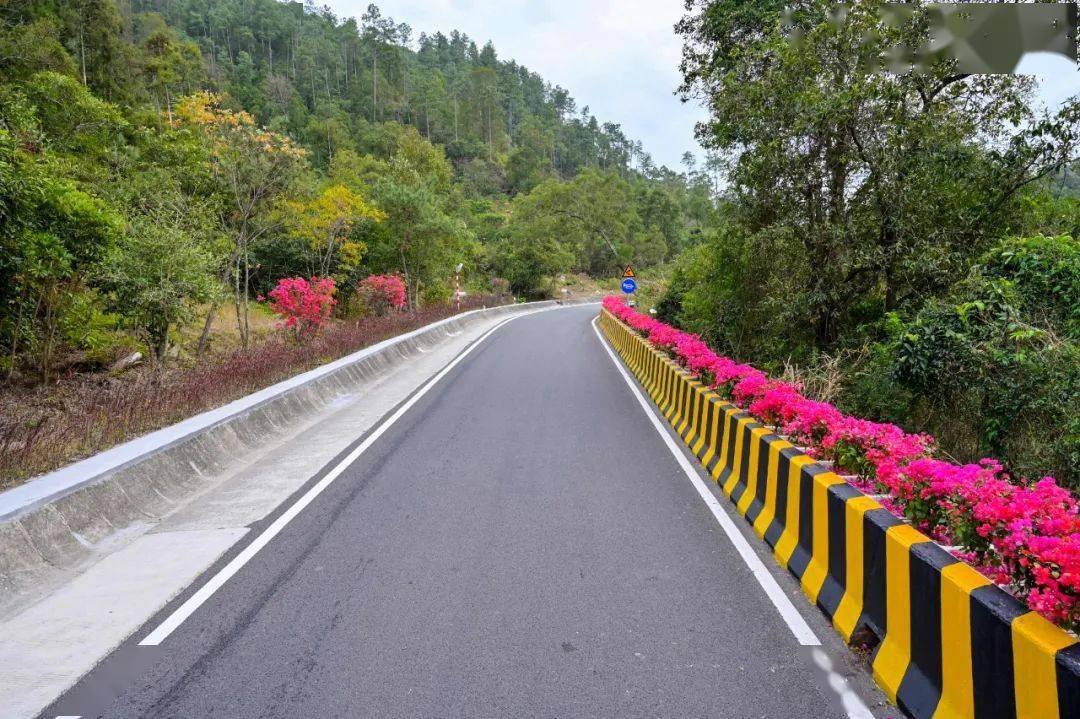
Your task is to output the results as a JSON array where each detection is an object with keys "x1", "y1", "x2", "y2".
[{"x1": 623, "y1": 265, "x2": 635, "y2": 278}]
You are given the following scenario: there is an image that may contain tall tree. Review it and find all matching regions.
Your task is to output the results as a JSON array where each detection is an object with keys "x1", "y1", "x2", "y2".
[
  {"x1": 677, "y1": 0, "x2": 1080, "y2": 346},
  {"x1": 174, "y1": 92, "x2": 308, "y2": 348}
]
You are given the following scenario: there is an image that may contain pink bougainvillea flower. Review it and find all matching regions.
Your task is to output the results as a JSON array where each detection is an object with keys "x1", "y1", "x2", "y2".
[{"x1": 601, "y1": 295, "x2": 1080, "y2": 631}]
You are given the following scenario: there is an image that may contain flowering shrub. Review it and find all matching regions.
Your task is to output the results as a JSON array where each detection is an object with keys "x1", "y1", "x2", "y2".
[
  {"x1": 603, "y1": 295, "x2": 1080, "y2": 630},
  {"x1": 262, "y1": 276, "x2": 337, "y2": 339},
  {"x1": 0, "y1": 295, "x2": 504, "y2": 483},
  {"x1": 357, "y1": 274, "x2": 407, "y2": 316}
]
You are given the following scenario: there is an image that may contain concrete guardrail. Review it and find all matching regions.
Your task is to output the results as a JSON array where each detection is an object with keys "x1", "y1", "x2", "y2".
[
  {"x1": 599, "y1": 307, "x2": 1080, "y2": 719},
  {"x1": 0, "y1": 299, "x2": 591, "y2": 610}
]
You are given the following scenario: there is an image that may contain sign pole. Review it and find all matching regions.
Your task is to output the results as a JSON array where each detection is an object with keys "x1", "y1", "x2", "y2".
[{"x1": 454, "y1": 262, "x2": 463, "y2": 312}]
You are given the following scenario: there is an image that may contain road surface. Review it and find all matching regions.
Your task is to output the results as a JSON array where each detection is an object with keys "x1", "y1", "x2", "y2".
[{"x1": 43, "y1": 305, "x2": 885, "y2": 718}]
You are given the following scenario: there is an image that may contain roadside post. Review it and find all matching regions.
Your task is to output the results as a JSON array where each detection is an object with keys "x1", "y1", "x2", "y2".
[{"x1": 454, "y1": 262, "x2": 463, "y2": 312}]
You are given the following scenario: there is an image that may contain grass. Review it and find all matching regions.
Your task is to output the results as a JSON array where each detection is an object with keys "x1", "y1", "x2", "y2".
[
  {"x1": 545, "y1": 268, "x2": 671, "y2": 307},
  {"x1": 572, "y1": 265, "x2": 671, "y2": 311},
  {"x1": 0, "y1": 296, "x2": 505, "y2": 489},
  {"x1": 175, "y1": 302, "x2": 282, "y2": 359}
]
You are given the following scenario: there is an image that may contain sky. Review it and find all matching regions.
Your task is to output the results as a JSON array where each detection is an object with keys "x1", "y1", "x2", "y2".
[
  {"x1": 1016, "y1": 52, "x2": 1080, "y2": 112},
  {"x1": 322, "y1": 1, "x2": 1080, "y2": 172}
]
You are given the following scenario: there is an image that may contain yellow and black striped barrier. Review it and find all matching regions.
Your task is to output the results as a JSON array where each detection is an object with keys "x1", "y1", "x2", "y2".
[{"x1": 598, "y1": 308, "x2": 1080, "y2": 719}]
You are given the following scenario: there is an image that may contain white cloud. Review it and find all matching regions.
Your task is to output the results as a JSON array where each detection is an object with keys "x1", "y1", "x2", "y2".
[
  {"x1": 323, "y1": 0, "x2": 708, "y2": 170},
  {"x1": 1014, "y1": 52, "x2": 1080, "y2": 112}
]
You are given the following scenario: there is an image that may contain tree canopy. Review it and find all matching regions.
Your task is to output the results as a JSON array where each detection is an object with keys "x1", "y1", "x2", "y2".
[
  {"x1": 0, "y1": 0, "x2": 716, "y2": 384},
  {"x1": 664, "y1": 0, "x2": 1080, "y2": 487}
]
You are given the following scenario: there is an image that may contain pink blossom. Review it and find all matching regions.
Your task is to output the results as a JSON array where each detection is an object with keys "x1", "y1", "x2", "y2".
[
  {"x1": 358, "y1": 274, "x2": 407, "y2": 315},
  {"x1": 602, "y1": 295, "x2": 1080, "y2": 630},
  {"x1": 265, "y1": 276, "x2": 337, "y2": 339},
  {"x1": 748, "y1": 381, "x2": 804, "y2": 427}
]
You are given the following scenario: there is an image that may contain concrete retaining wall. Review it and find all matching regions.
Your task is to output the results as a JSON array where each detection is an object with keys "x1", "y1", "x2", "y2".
[
  {"x1": 0, "y1": 300, "x2": 584, "y2": 611},
  {"x1": 599, "y1": 308, "x2": 1080, "y2": 719}
]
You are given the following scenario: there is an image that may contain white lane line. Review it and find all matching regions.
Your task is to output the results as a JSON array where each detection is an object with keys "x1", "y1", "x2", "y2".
[
  {"x1": 812, "y1": 648, "x2": 877, "y2": 719},
  {"x1": 590, "y1": 317, "x2": 820, "y2": 644},
  {"x1": 591, "y1": 317, "x2": 880, "y2": 718},
  {"x1": 140, "y1": 312, "x2": 530, "y2": 646}
]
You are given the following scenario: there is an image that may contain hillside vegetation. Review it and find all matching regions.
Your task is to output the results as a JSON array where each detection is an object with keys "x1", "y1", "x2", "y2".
[
  {"x1": 0, "y1": 0, "x2": 719, "y2": 480},
  {"x1": 4, "y1": 0, "x2": 1075, "y2": 494},
  {"x1": 0, "y1": 0, "x2": 717, "y2": 376},
  {"x1": 661, "y1": 0, "x2": 1080, "y2": 488}
]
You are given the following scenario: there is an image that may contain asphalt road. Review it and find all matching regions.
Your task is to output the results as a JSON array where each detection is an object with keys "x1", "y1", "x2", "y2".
[{"x1": 43, "y1": 305, "x2": 884, "y2": 719}]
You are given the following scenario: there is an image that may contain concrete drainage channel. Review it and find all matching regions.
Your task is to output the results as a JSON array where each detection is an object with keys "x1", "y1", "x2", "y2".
[{"x1": 0, "y1": 299, "x2": 593, "y2": 719}]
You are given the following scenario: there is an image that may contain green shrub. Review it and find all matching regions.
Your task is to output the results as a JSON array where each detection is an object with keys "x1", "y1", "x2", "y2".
[{"x1": 889, "y1": 236, "x2": 1079, "y2": 487}]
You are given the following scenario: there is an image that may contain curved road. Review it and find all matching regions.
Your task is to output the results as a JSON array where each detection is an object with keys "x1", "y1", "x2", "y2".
[{"x1": 44, "y1": 305, "x2": 886, "y2": 719}]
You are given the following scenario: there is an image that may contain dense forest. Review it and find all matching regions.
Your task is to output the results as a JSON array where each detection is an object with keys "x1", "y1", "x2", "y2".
[
  {"x1": 659, "y1": 0, "x2": 1080, "y2": 487},
  {"x1": 0, "y1": 0, "x2": 717, "y2": 383},
  {"x1": 3, "y1": 0, "x2": 1076, "y2": 492}
]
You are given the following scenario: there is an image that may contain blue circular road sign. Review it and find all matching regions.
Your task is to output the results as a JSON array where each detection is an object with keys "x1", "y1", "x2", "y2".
[{"x1": 621, "y1": 277, "x2": 638, "y2": 294}]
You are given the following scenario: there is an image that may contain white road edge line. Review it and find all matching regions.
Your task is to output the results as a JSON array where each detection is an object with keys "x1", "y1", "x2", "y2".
[
  {"x1": 591, "y1": 317, "x2": 878, "y2": 719},
  {"x1": 139, "y1": 310, "x2": 536, "y2": 646},
  {"x1": 589, "y1": 317, "x2": 819, "y2": 644},
  {"x1": 813, "y1": 647, "x2": 877, "y2": 719}
]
